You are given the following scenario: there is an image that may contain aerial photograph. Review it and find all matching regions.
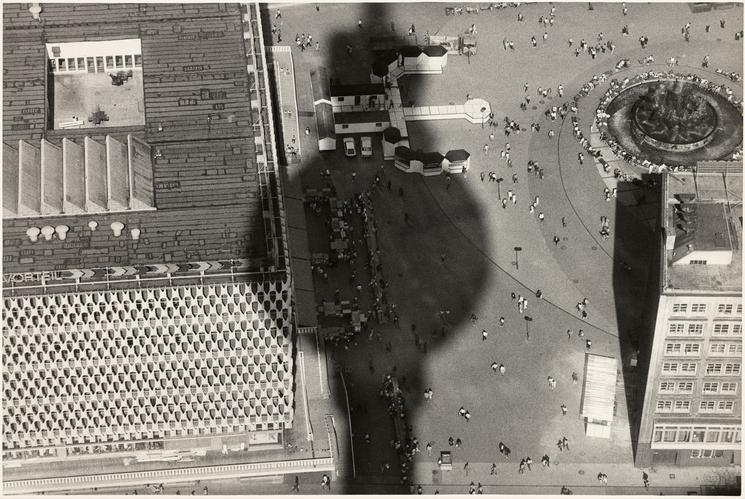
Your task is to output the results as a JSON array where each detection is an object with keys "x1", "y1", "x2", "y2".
[{"x1": 1, "y1": 0, "x2": 742, "y2": 496}]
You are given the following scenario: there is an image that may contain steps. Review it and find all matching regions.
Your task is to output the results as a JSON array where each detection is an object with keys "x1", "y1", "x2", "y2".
[{"x1": 3, "y1": 134, "x2": 155, "y2": 219}]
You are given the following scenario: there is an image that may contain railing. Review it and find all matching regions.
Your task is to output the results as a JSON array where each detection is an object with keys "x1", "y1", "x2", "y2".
[{"x1": 4, "y1": 458, "x2": 334, "y2": 494}]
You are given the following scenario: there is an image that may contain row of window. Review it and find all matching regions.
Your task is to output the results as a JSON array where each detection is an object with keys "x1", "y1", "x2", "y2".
[
  {"x1": 49, "y1": 54, "x2": 143, "y2": 73},
  {"x1": 671, "y1": 303, "x2": 742, "y2": 315},
  {"x1": 661, "y1": 362, "x2": 740, "y2": 376},
  {"x1": 664, "y1": 342, "x2": 742, "y2": 356},
  {"x1": 656, "y1": 399, "x2": 735, "y2": 413},
  {"x1": 667, "y1": 321, "x2": 742, "y2": 337},
  {"x1": 653, "y1": 424, "x2": 740, "y2": 445},
  {"x1": 659, "y1": 381, "x2": 738, "y2": 395},
  {"x1": 690, "y1": 449, "x2": 726, "y2": 459}
]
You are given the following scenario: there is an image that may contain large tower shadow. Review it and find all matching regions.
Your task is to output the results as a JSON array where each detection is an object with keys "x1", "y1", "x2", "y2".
[{"x1": 260, "y1": 2, "x2": 491, "y2": 493}]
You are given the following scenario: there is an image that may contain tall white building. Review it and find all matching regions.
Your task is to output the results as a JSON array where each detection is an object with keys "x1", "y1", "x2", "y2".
[{"x1": 636, "y1": 170, "x2": 742, "y2": 467}]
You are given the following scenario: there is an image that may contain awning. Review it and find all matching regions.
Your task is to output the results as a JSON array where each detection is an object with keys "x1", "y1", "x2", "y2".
[{"x1": 581, "y1": 354, "x2": 617, "y2": 422}]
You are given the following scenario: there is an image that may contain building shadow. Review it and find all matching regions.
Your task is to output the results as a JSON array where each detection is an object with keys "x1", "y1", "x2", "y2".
[
  {"x1": 261, "y1": 2, "x2": 491, "y2": 494},
  {"x1": 610, "y1": 173, "x2": 662, "y2": 462}
]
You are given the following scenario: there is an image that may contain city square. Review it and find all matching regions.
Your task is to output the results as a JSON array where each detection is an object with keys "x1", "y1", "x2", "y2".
[
  {"x1": 267, "y1": 0, "x2": 742, "y2": 495},
  {"x1": 1, "y1": 1, "x2": 742, "y2": 496}
]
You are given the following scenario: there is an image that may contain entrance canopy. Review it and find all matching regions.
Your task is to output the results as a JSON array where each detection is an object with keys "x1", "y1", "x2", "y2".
[{"x1": 581, "y1": 354, "x2": 617, "y2": 422}]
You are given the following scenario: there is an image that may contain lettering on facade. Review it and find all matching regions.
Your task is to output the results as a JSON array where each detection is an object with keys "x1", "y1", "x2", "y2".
[
  {"x1": 183, "y1": 65, "x2": 205, "y2": 72},
  {"x1": 3, "y1": 271, "x2": 64, "y2": 284},
  {"x1": 21, "y1": 108, "x2": 42, "y2": 115},
  {"x1": 198, "y1": 32, "x2": 225, "y2": 40},
  {"x1": 10, "y1": 123, "x2": 32, "y2": 130},
  {"x1": 178, "y1": 98, "x2": 198, "y2": 106},
  {"x1": 200, "y1": 89, "x2": 227, "y2": 100},
  {"x1": 177, "y1": 34, "x2": 196, "y2": 41},
  {"x1": 155, "y1": 181, "x2": 181, "y2": 190}
]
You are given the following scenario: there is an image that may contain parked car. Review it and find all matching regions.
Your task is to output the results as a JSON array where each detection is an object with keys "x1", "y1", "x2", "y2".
[
  {"x1": 360, "y1": 136, "x2": 373, "y2": 157},
  {"x1": 344, "y1": 137, "x2": 356, "y2": 157}
]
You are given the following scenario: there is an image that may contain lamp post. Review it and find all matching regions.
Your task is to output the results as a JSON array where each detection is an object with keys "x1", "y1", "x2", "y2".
[
  {"x1": 524, "y1": 315, "x2": 533, "y2": 341},
  {"x1": 514, "y1": 246, "x2": 522, "y2": 270},
  {"x1": 496, "y1": 177, "x2": 504, "y2": 199},
  {"x1": 480, "y1": 107, "x2": 487, "y2": 129}
]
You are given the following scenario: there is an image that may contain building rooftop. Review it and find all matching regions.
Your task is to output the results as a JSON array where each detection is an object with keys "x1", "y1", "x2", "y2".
[
  {"x1": 329, "y1": 82, "x2": 385, "y2": 97},
  {"x1": 2, "y1": 3, "x2": 282, "y2": 294},
  {"x1": 334, "y1": 110, "x2": 390, "y2": 125},
  {"x1": 672, "y1": 203, "x2": 732, "y2": 260},
  {"x1": 310, "y1": 67, "x2": 330, "y2": 103},
  {"x1": 663, "y1": 171, "x2": 743, "y2": 294}
]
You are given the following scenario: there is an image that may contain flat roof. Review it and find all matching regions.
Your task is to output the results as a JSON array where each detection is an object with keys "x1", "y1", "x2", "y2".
[
  {"x1": 672, "y1": 203, "x2": 732, "y2": 258},
  {"x1": 310, "y1": 67, "x2": 330, "y2": 102},
  {"x1": 334, "y1": 110, "x2": 390, "y2": 124},
  {"x1": 2, "y1": 3, "x2": 281, "y2": 291},
  {"x1": 663, "y1": 171, "x2": 743, "y2": 293},
  {"x1": 315, "y1": 102, "x2": 335, "y2": 140},
  {"x1": 329, "y1": 83, "x2": 385, "y2": 97}
]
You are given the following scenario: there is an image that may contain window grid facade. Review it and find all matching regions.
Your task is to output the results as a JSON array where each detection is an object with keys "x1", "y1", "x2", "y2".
[
  {"x1": 651, "y1": 424, "x2": 741, "y2": 449},
  {"x1": 2, "y1": 280, "x2": 295, "y2": 453}
]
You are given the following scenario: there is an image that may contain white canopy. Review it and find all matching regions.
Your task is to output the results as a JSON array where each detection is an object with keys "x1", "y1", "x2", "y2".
[{"x1": 581, "y1": 354, "x2": 617, "y2": 422}]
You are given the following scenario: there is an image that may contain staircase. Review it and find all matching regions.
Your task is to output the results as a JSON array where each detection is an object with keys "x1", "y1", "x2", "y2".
[{"x1": 3, "y1": 134, "x2": 155, "y2": 219}]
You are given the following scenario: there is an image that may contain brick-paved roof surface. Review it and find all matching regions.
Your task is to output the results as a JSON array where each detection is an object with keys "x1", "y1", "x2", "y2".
[{"x1": 2, "y1": 3, "x2": 275, "y2": 280}]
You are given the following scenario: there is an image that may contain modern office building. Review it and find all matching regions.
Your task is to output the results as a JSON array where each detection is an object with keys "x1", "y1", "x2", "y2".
[
  {"x1": 2, "y1": 1, "x2": 308, "y2": 486},
  {"x1": 635, "y1": 170, "x2": 742, "y2": 467}
]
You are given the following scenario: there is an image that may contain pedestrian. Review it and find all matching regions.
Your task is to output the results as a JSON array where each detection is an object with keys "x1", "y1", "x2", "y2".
[
  {"x1": 426, "y1": 442, "x2": 433, "y2": 456},
  {"x1": 304, "y1": 126, "x2": 310, "y2": 136},
  {"x1": 464, "y1": 462, "x2": 470, "y2": 475},
  {"x1": 526, "y1": 456, "x2": 533, "y2": 471},
  {"x1": 562, "y1": 436, "x2": 569, "y2": 450},
  {"x1": 499, "y1": 364, "x2": 506, "y2": 375},
  {"x1": 586, "y1": 339, "x2": 592, "y2": 350},
  {"x1": 518, "y1": 459, "x2": 526, "y2": 474},
  {"x1": 538, "y1": 212, "x2": 545, "y2": 222},
  {"x1": 291, "y1": 476, "x2": 300, "y2": 492},
  {"x1": 561, "y1": 404, "x2": 567, "y2": 415},
  {"x1": 321, "y1": 474, "x2": 331, "y2": 490},
  {"x1": 491, "y1": 361, "x2": 499, "y2": 373},
  {"x1": 275, "y1": 8, "x2": 281, "y2": 18},
  {"x1": 449, "y1": 436, "x2": 454, "y2": 446},
  {"x1": 491, "y1": 463, "x2": 497, "y2": 475},
  {"x1": 542, "y1": 454, "x2": 550, "y2": 467},
  {"x1": 357, "y1": 18, "x2": 363, "y2": 28},
  {"x1": 561, "y1": 217, "x2": 567, "y2": 227},
  {"x1": 455, "y1": 437, "x2": 462, "y2": 447},
  {"x1": 482, "y1": 329, "x2": 488, "y2": 341},
  {"x1": 642, "y1": 472, "x2": 649, "y2": 488},
  {"x1": 572, "y1": 371, "x2": 578, "y2": 384},
  {"x1": 548, "y1": 376, "x2": 556, "y2": 390},
  {"x1": 553, "y1": 236, "x2": 560, "y2": 246}
]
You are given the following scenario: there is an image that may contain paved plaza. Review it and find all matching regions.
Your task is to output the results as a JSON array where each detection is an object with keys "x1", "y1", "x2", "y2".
[
  {"x1": 266, "y1": 1, "x2": 743, "y2": 494},
  {"x1": 4, "y1": 1, "x2": 739, "y2": 496}
]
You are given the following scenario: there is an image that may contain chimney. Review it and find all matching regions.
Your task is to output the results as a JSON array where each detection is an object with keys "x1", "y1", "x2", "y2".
[
  {"x1": 29, "y1": 3, "x2": 42, "y2": 21},
  {"x1": 26, "y1": 227, "x2": 40, "y2": 242}
]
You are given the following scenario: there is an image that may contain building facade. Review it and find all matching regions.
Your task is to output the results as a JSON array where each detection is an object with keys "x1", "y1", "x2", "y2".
[
  {"x1": 635, "y1": 172, "x2": 742, "y2": 467},
  {"x1": 2, "y1": 0, "x2": 299, "y2": 479}
]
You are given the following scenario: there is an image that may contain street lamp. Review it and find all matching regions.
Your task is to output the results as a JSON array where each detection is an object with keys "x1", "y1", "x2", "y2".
[
  {"x1": 524, "y1": 315, "x2": 533, "y2": 341},
  {"x1": 480, "y1": 107, "x2": 487, "y2": 129},
  {"x1": 514, "y1": 246, "x2": 522, "y2": 270},
  {"x1": 496, "y1": 177, "x2": 504, "y2": 199}
]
